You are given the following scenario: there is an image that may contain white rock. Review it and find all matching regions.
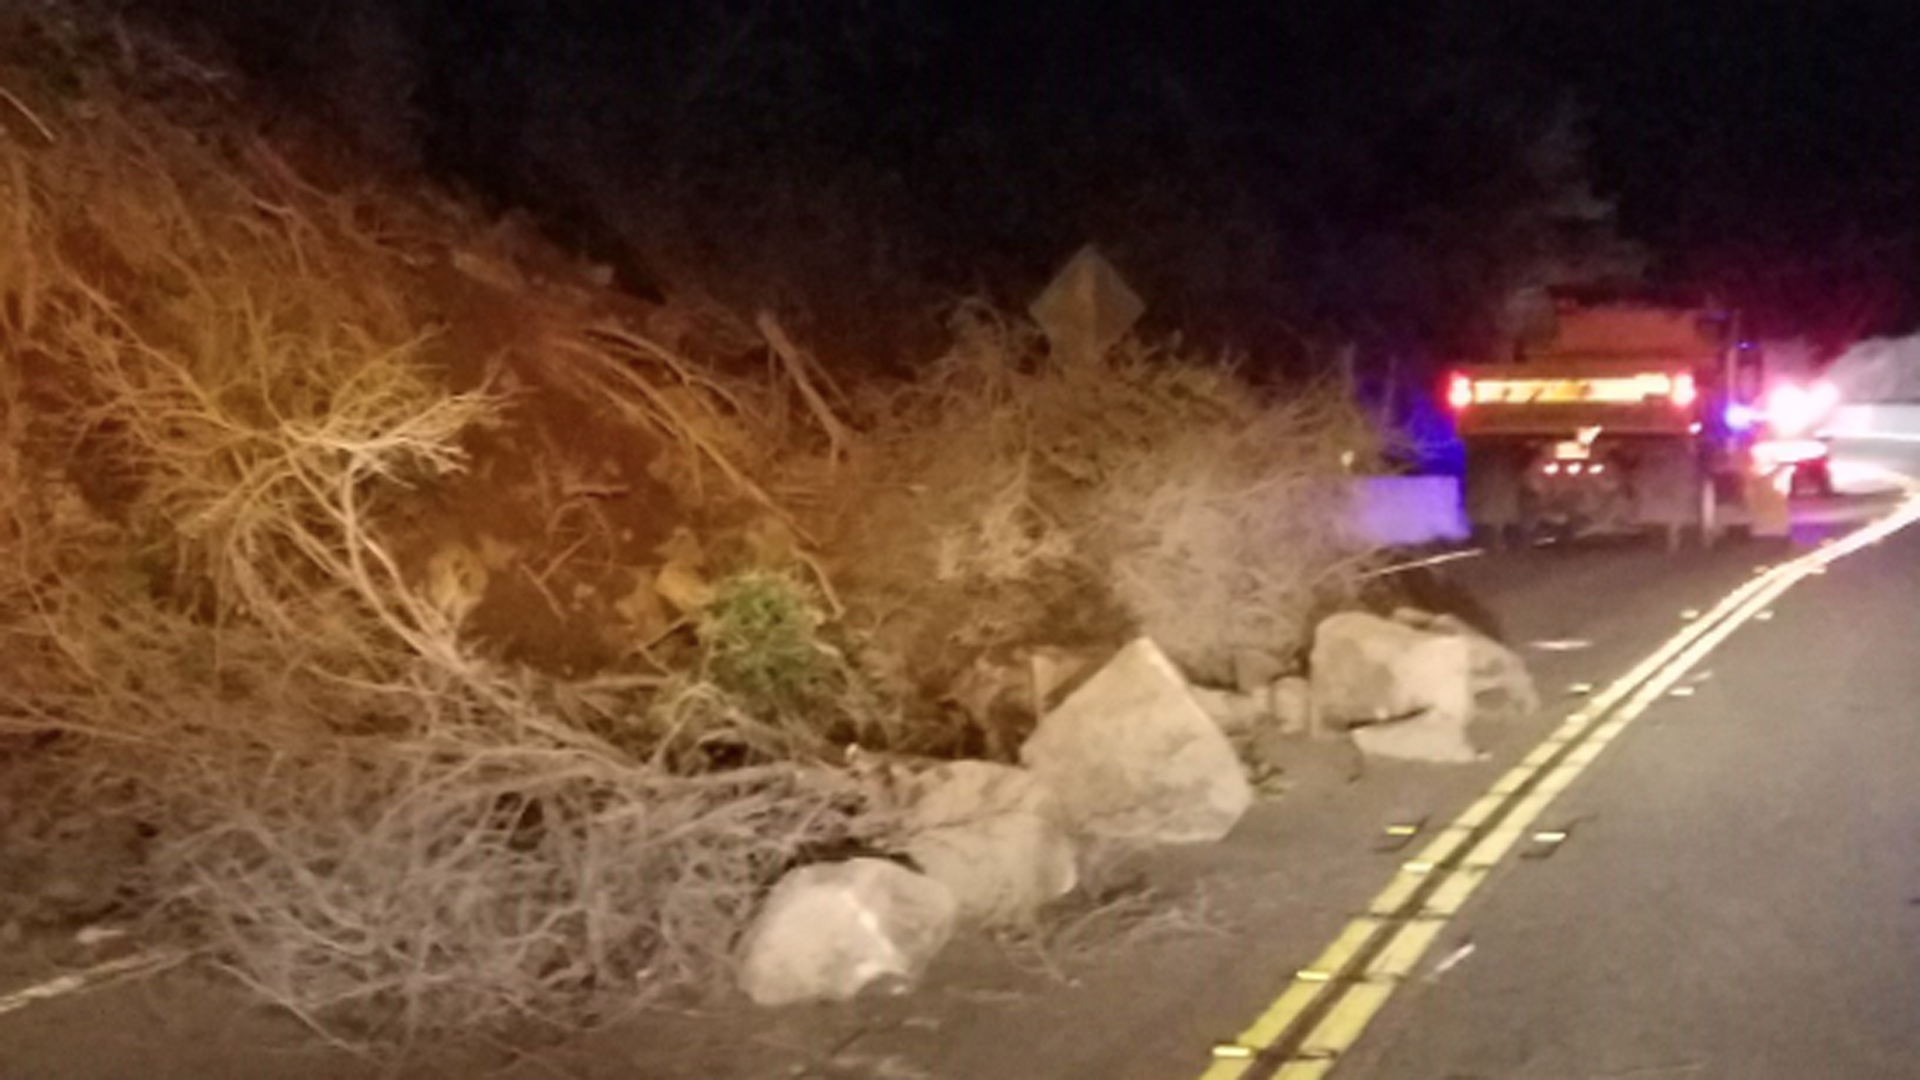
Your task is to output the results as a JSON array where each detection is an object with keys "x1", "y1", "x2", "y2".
[
  {"x1": 737, "y1": 859, "x2": 957, "y2": 1006},
  {"x1": 1019, "y1": 638, "x2": 1254, "y2": 844},
  {"x1": 654, "y1": 561, "x2": 714, "y2": 614},
  {"x1": 1311, "y1": 613, "x2": 1477, "y2": 763},
  {"x1": 901, "y1": 762, "x2": 1078, "y2": 926},
  {"x1": 1423, "y1": 614, "x2": 1541, "y2": 720},
  {"x1": 1390, "y1": 606, "x2": 1441, "y2": 631},
  {"x1": 1271, "y1": 676, "x2": 1314, "y2": 736}
]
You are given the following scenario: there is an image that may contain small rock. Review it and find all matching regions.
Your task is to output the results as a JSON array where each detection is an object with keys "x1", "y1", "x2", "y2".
[
  {"x1": 1020, "y1": 638, "x2": 1254, "y2": 844},
  {"x1": 1271, "y1": 676, "x2": 1314, "y2": 736},
  {"x1": 900, "y1": 762, "x2": 1077, "y2": 926},
  {"x1": 449, "y1": 248, "x2": 526, "y2": 292},
  {"x1": 615, "y1": 573, "x2": 674, "y2": 640},
  {"x1": 74, "y1": 925, "x2": 127, "y2": 948},
  {"x1": 654, "y1": 562, "x2": 715, "y2": 614},
  {"x1": 738, "y1": 859, "x2": 957, "y2": 1007}
]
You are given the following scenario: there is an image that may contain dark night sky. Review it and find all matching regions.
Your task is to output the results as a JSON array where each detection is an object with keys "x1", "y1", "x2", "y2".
[
  {"x1": 946, "y1": 1, "x2": 1920, "y2": 346},
  {"x1": 160, "y1": 0, "x2": 1920, "y2": 353},
  {"x1": 1508, "y1": 2, "x2": 1920, "y2": 331},
  {"x1": 967, "y1": 0, "x2": 1920, "y2": 341}
]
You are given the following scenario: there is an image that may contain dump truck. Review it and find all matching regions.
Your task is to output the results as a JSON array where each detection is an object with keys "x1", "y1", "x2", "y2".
[{"x1": 1447, "y1": 292, "x2": 1824, "y2": 549}]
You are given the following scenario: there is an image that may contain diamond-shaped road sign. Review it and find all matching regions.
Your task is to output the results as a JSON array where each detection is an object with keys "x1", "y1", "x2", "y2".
[{"x1": 1029, "y1": 245, "x2": 1144, "y2": 363}]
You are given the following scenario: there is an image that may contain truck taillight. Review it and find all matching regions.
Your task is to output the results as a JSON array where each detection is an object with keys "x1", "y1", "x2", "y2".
[
  {"x1": 1447, "y1": 373, "x2": 1474, "y2": 411},
  {"x1": 1671, "y1": 373, "x2": 1698, "y2": 409}
]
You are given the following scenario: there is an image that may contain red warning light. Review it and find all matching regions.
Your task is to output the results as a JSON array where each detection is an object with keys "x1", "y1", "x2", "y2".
[{"x1": 1447, "y1": 373, "x2": 1474, "y2": 411}]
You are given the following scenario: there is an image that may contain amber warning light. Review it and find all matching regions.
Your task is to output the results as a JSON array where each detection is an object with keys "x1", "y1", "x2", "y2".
[{"x1": 1449, "y1": 371, "x2": 1699, "y2": 411}]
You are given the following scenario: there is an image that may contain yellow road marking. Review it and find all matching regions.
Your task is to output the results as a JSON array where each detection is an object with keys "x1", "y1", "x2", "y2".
[
  {"x1": 1407, "y1": 826, "x2": 1476, "y2": 868},
  {"x1": 1296, "y1": 980, "x2": 1397, "y2": 1058},
  {"x1": 1528, "y1": 762, "x2": 1584, "y2": 799},
  {"x1": 1450, "y1": 794, "x2": 1508, "y2": 830},
  {"x1": 1234, "y1": 979, "x2": 1325, "y2": 1044},
  {"x1": 1365, "y1": 920, "x2": 1446, "y2": 981},
  {"x1": 1418, "y1": 867, "x2": 1487, "y2": 918},
  {"x1": 1517, "y1": 737, "x2": 1570, "y2": 770},
  {"x1": 1193, "y1": 495, "x2": 1920, "y2": 1079},
  {"x1": 1364, "y1": 870, "x2": 1425, "y2": 917},
  {"x1": 1485, "y1": 764, "x2": 1535, "y2": 796}
]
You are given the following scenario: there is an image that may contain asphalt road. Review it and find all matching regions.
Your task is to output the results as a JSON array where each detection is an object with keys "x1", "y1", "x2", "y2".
[{"x1": 1326, "y1": 438, "x2": 1920, "y2": 1080}]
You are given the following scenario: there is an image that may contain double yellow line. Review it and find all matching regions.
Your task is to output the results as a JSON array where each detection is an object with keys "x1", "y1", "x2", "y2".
[{"x1": 1199, "y1": 496, "x2": 1920, "y2": 1080}]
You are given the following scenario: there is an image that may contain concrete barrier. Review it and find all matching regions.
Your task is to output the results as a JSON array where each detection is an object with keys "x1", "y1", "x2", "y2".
[
  {"x1": 1822, "y1": 404, "x2": 1920, "y2": 443},
  {"x1": 1352, "y1": 475, "x2": 1469, "y2": 548}
]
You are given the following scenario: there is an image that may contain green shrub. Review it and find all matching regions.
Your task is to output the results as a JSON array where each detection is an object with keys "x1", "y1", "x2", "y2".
[{"x1": 697, "y1": 571, "x2": 834, "y2": 714}]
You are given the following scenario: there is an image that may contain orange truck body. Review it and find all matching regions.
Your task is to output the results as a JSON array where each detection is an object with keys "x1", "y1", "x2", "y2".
[{"x1": 1450, "y1": 299, "x2": 1752, "y2": 547}]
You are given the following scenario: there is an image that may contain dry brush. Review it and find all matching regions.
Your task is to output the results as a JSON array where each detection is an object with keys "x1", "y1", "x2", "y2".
[
  {"x1": 0, "y1": 56, "x2": 882, "y2": 1052},
  {"x1": 0, "y1": 11, "x2": 1385, "y2": 1055}
]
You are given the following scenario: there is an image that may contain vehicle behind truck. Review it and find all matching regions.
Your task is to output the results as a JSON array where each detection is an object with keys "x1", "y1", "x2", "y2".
[{"x1": 1447, "y1": 292, "x2": 1828, "y2": 549}]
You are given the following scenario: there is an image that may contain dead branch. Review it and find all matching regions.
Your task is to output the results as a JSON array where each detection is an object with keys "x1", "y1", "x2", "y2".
[
  {"x1": 757, "y1": 310, "x2": 858, "y2": 467},
  {"x1": 0, "y1": 85, "x2": 55, "y2": 144}
]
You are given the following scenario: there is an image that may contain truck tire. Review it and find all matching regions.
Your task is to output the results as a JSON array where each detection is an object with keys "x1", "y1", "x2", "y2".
[
  {"x1": 1695, "y1": 472, "x2": 1723, "y2": 550},
  {"x1": 1662, "y1": 464, "x2": 1724, "y2": 551},
  {"x1": 1639, "y1": 438, "x2": 1716, "y2": 552}
]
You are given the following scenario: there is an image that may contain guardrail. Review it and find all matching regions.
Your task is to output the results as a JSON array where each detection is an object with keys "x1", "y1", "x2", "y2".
[{"x1": 1822, "y1": 403, "x2": 1920, "y2": 442}]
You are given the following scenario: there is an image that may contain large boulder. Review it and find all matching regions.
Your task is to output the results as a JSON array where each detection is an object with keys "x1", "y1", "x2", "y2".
[
  {"x1": 737, "y1": 859, "x2": 957, "y2": 1006},
  {"x1": 1393, "y1": 609, "x2": 1540, "y2": 721},
  {"x1": 1311, "y1": 612, "x2": 1476, "y2": 763},
  {"x1": 1019, "y1": 638, "x2": 1254, "y2": 844},
  {"x1": 900, "y1": 762, "x2": 1078, "y2": 926}
]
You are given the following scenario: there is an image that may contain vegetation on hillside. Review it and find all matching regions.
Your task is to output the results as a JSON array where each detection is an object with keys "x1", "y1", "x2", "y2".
[{"x1": 0, "y1": 4, "x2": 1382, "y2": 1049}]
